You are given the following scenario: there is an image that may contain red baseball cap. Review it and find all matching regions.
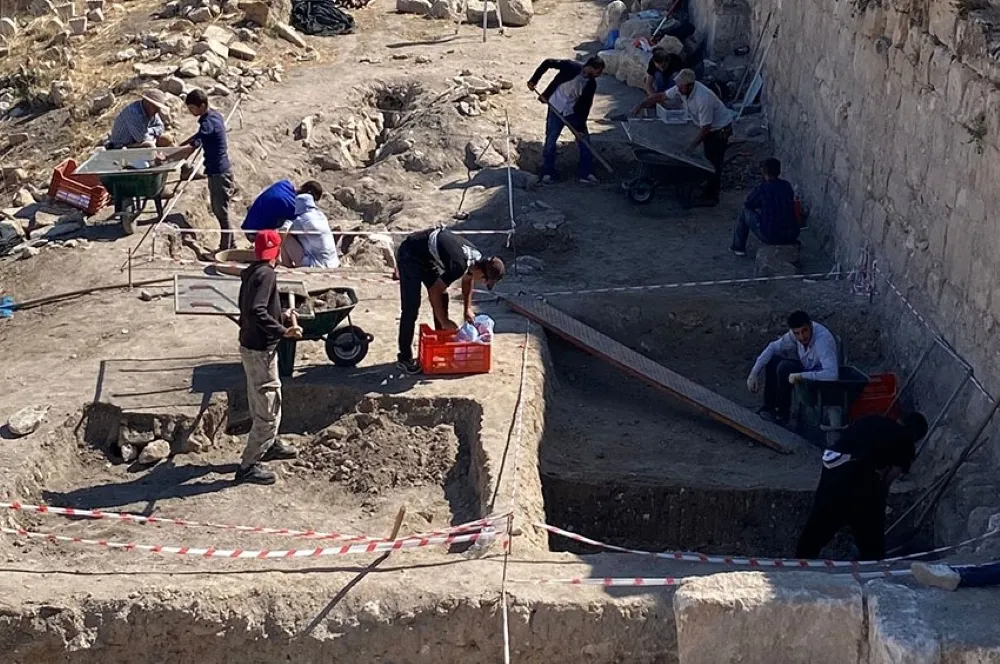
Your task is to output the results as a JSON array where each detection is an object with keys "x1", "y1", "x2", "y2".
[{"x1": 254, "y1": 229, "x2": 282, "y2": 261}]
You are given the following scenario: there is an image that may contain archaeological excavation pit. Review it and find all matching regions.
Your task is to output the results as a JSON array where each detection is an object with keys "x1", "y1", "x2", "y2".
[
  {"x1": 8, "y1": 385, "x2": 489, "y2": 571},
  {"x1": 533, "y1": 281, "x2": 921, "y2": 559}
]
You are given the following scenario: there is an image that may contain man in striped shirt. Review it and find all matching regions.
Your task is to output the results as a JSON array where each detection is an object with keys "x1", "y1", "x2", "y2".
[{"x1": 107, "y1": 91, "x2": 174, "y2": 149}]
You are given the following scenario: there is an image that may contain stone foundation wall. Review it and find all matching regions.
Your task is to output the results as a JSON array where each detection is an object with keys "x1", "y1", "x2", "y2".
[
  {"x1": 687, "y1": 0, "x2": 752, "y2": 58},
  {"x1": 752, "y1": 0, "x2": 1000, "y2": 542}
]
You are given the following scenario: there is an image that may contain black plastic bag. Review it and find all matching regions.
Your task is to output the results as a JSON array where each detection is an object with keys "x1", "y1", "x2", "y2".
[{"x1": 291, "y1": 0, "x2": 355, "y2": 36}]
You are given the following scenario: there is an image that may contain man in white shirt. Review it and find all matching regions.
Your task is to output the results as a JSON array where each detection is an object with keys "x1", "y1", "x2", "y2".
[
  {"x1": 746, "y1": 310, "x2": 839, "y2": 425},
  {"x1": 632, "y1": 68, "x2": 734, "y2": 205},
  {"x1": 279, "y1": 181, "x2": 340, "y2": 269}
]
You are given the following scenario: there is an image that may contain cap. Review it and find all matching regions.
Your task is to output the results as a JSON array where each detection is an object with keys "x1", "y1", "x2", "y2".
[
  {"x1": 140, "y1": 89, "x2": 170, "y2": 113},
  {"x1": 254, "y1": 229, "x2": 282, "y2": 261}
]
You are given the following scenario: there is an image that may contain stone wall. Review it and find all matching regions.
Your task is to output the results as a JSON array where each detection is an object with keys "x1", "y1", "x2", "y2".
[
  {"x1": 750, "y1": 0, "x2": 1000, "y2": 543},
  {"x1": 687, "y1": 0, "x2": 752, "y2": 58}
]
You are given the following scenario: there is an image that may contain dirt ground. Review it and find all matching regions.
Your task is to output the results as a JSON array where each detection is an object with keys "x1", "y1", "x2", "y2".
[{"x1": 0, "y1": 0, "x2": 966, "y2": 657}]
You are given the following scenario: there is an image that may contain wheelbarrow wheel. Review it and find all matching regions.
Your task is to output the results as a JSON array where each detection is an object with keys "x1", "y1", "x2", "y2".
[
  {"x1": 326, "y1": 326, "x2": 372, "y2": 367},
  {"x1": 627, "y1": 178, "x2": 655, "y2": 205}
]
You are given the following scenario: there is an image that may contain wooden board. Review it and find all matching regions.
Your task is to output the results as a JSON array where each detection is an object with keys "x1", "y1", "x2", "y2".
[
  {"x1": 173, "y1": 274, "x2": 313, "y2": 318},
  {"x1": 504, "y1": 296, "x2": 808, "y2": 454}
]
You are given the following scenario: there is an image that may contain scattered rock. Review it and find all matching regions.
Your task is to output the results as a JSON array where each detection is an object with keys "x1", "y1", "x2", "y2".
[
  {"x1": 429, "y1": 0, "x2": 461, "y2": 19},
  {"x1": 6, "y1": 405, "x2": 48, "y2": 437},
  {"x1": 166, "y1": 18, "x2": 192, "y2": 31},
  {"x1": 0, "y1": 18, "x2": 18, "y2": 39},
  {"x1": 465, "y1": 0, "x2": 497, "y2": 25},
  {"x1": 119, "y1": 443, "x2": 137, "y2": 463},
  {"x1": 115, "y1": 48, "x2": 138, "y2": 61},
  {"x1": 160, "y1": 76, "x2": 186, "y2": 95},
  {"x1": 314, "y1": 146, "x2": 355, "y2": 171},
  {"x1": 7, "y1": 133, "x2": 29, "y2": 147},
  {"x1": 158, "y1": 34, "x2": 193, "y2": 55},
  {"x1": 176, "y1": 58, "x2": 201, "y2": 78},
  {"x1": 228, "y1": 41, "x2": 256, "y2": 60},
  {"x1": 0, "y1": 219, "x2": 25, "y2": 246},
  {"x1": 208, "y1": 84, "x2": 231, "y2": 96},
  {"x1": 498, "y1": 0, "x2": 532, "y2": 26},
  {"x1": 19, "y1": 246, "x2": 40, "y2": 260},
  {"x1": 68, "y1": 16, "x2": 87, "y2": 35},
  {"x1": 514, "y1": 254, "x2": 544, "y2": 274},
  {"x1": 238, "y1": 0, "x2": 270, "y2": 25},
  {"x1": 294, "y1": 115, "x2": 314, "y2": 140},
  {"x1": 396, "y1": 0, "x2": 431, "y2": 13},
  {"x1": 31, "y1": 220, "x2": 83, "y2": 241},
  {"x1": 13, "y1": 189, "x2": 34, "y2": 208},
  {"x1": 192, "y1": 38, "x2": 228, "y2": 59},
  {"x1": 415, "y1": 54, "x2": 432, "y2": 64},
  {"x1": 274, "y1": 22, "x2": 306, "y2": 48},
  {"x1": 202, "y1": 24, "x2": 235, "y2": 44},
  {"x1": 29, "y1": 0, "x2": 56, "y2": 15},
  {"x1": 89, "y1": 92, "x2": 114, "y2": 115},
  {"x1": 189, "y1": 6, "x2": 213, "y2": 22},
  {"x1": 138, "y1": 439, "x2": 171, "y2": 465},
  {"x1": 53, "y1": 2, "x2": 75, "y2": 20},
  {"x1": 87, "y1": 7, "x2": 104, "y2": 22},
  {"x1": 134, "y1": 62, "x2": 178, "y2": 78},
  {"x1": 34, "y1": 16, "x2": 66, "y2": 39},
  {"x1": 48, "y1": 80, "x2": 73, "y2": 108},
  {"x1": 465, "y1": 137, "x2": 505, "y2": 169}
]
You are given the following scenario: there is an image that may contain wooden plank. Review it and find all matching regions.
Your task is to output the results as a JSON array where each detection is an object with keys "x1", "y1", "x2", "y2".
[{"x1": 504, "y1": 296, "x2": 807, "y2": 454}]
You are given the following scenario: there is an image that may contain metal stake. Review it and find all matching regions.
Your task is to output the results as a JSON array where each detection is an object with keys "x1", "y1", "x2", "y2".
[{"x1": 917, "y1": 369, "x2": 972, "y2": 456}]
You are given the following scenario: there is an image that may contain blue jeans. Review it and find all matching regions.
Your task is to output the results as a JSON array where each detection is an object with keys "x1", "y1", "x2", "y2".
[
  {"x1": 732, "y1": 208, "x2": 764, "y2": 252},
  {"x1": 957, "y1": 561, "x2": 1000, "y2": 587},
  {"x1": 652, "y1": 71, "x2": 676, "y2": 93},
  {"x1": 542, "y1": 109, "x2": 592, "y2": 179}
]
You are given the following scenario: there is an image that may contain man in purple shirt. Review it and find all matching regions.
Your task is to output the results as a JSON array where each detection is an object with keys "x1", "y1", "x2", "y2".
[{"x1": 730, "y1": 158, "x2": 799, "y2": 256}]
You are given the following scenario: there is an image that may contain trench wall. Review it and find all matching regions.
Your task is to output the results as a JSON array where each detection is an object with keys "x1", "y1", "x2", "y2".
[{"x1": 720, "y1": 0, "x2": 1000, "y2": 545}]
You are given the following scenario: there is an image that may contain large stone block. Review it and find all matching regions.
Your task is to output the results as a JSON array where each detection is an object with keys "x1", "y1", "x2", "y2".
[
  {"x1": 674, "y1": 572, "x2": 863, "y2": 664},
  {"x1": 866, "y1": 581, "x2": 940, "y2": 664}
]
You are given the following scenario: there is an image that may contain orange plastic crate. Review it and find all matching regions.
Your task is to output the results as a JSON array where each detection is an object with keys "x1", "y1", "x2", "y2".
[
  {"x1": 47, "y1": 159, "x2": 109, "y2": 216},
  {"x1": 849, "y1": 372, "x2": 901, "y2": 422},
  {"x1": 418, "y1": 324, "x2": 492, "y2": 375}
]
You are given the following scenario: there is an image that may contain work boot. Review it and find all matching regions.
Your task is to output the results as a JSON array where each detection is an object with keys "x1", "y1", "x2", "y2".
[
  {"x1": 235, "y1": 463, "x2": 276, "y2": 485},
  {"x1": 396, "y1": 358, "x2": 421, "y2": 375},
  {"x1": 261, "y1": 440, "x2": 298, "y2": 462}
]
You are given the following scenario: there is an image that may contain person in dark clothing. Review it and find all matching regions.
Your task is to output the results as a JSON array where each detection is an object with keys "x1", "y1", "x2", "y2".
[
  {"x1": 236, "y1": 230, "x2": 303, "y2": 485},
  {"x1": 527, "y1": 56, "x2": 605, "y2": 184},
  {"x1": 644, "y1": 48, "x2": 684, "y2": 96},
  {"x1": 395, "y1": 228, "x2": 505, "y2": 374},
  {"x1": 167, "y1": 89, "x2": 235, "y2": 252},
  {"x1": 911, "y1": 560, "x2": 1000, "y2": 591},
  {"x1": 730, "y1": 158, "x2": 799, "y2": 256},
  {"x1": 796, "y1": 412, "x2": 929, "y2": 560}
]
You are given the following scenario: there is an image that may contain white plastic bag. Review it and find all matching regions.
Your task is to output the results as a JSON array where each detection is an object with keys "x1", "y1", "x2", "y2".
[{"x1": 473, "y1": 314, "x2": 495, "y2": 343}]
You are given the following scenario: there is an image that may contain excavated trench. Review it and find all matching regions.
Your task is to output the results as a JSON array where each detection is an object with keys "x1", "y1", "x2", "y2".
[{"x1": 535, "y1": 285, "x2": 917, "y2": 559}]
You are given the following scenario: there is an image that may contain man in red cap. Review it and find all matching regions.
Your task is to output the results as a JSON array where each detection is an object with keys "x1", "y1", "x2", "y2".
[{"x1": 236, "y1": 230, "x2": 303, "y2": 485}]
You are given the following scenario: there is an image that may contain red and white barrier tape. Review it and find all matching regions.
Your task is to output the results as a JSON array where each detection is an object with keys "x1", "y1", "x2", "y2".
[
  {"x1": 0, "y1": 500, "x2": 509, "y2": 543},
  {"x1": 538, "y1": 523, "x2": 1000, "y2": 569},
  {"x1": 508, "y1": 569, "x2": 913, "y2": 587},
  {"x1": 0, "y1": 525, "x2": 501, "y2": 559}
]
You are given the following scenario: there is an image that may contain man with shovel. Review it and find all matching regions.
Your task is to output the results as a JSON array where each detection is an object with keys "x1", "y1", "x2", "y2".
[{"x1": 527, "y1": 56, "x2": 605, "y2": 185}]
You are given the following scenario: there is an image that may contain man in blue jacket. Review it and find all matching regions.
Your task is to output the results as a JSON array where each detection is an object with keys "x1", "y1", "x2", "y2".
[
  {"x1": 241, "y1": 180, "x2": 323, "y2": 238},
  {"x1": 730, "y1": 158, "x2": 799, "y2": 256},
  {"x1": 527, "y1": 56, "x2": 605, "y2": 185}
]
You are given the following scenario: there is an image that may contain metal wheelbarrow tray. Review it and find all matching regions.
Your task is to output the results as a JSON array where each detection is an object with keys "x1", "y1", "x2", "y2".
[
  {"x1": 620, "y1": 119, "x2": 715, "y2": 206},
  {"x1": 75, "y1": 148, "x2": 186, "y2": 235}
]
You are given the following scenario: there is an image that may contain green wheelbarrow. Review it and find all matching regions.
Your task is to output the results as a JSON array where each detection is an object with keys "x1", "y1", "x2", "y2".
[
  {"x1": 277, "y1": 287, "x2": 373, "y2": 377},
  {"x1": 75, "y1": 148, "x2": 186, "y2": 235}
]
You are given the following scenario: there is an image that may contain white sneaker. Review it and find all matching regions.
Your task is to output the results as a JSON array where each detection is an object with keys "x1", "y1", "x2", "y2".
[
  {"x1": 541, "y1": 175, "x2": 554, "y2": 185},
  {"x1": 579, "y1": 174, "x2": 599, "y2": 185},
  {"x1": 910, "y1": 562, "x2": 961, "y2": 591}
]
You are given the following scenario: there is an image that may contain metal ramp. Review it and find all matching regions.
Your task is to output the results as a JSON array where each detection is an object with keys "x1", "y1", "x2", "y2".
[
  {"x1": 504, "y1": 296, "x2": 809, "y2": 454},
  {"x1": 173, "y1": 274, "x2": 313, "y2": 318}
]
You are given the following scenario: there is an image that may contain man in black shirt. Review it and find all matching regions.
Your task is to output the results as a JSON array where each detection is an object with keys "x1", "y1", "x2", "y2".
[
  {"x1": 236, "y1": 230, "x2": 303, "y2": 485},
  {"x1": 644, "y1": 48, "x2": 683, "y2": 97},
  {"x1": 394, "y1": 228, "x2": 505, "y2": 374},
  {"x1": 796, "y1": 412, "x2": 928, "y2": 560},
  {"x1": 730, "y1": 158, "x2": 799, "y2": 256}
]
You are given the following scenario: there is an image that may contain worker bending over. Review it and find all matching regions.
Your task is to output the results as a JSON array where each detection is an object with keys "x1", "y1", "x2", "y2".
[
  {"x1": 236, "y1": 230, "x2": 303, "y2": 485},
  {"x1": 395, "y1": 228, "x2": 505, "y2": 374},
  {"x1": 796, "y1": 412, "x2": 928, "y2": 560},
  {"x1": 241, "y1": 180, "x2": 323, "y2": 236},
  {"x1": 632, "y1": 69, "x2": 733, "y2": 205},
  {"x1": 644, "y1": 47, "x2": 683, "y2": 96},
  {"x1": 279, "y1": 183, "x2": 340, "y2": 269},
  {"x1": 747, "y1": 310, "x2": 838, "y2": 426},
  {"x1": 527, "y1": 56, "x2": 605, "y2": 185},
  {"x1": 107, "y1": 90, "x2": 174, "y2": 149}
]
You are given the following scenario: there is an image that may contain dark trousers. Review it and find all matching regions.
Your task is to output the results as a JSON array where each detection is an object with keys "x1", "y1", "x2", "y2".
[
  {"x1": 957, "y1": 562, "x2": 1000, "y2": 587},
  {"x1": 396, "y1": 241, "x2": 448, "y2": 363},
  {"x1": 542, "y1": 109, "x2": 592, "y2": 179},
  {"x1": 763, "y1": 357, "x2": 803, "y2": 417},
  {"x1": 702, "y1": 125, "x2": 731, "y2": 199},
  {"x1": 796, "y1": 464, "x2": 886, "y2": 560},
  {"x1": 208, "y1": 171, "x2": 236, "y2": 251},
  {"x1": 732, "y1": 208, "x2": 764, "y2": 252}
]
